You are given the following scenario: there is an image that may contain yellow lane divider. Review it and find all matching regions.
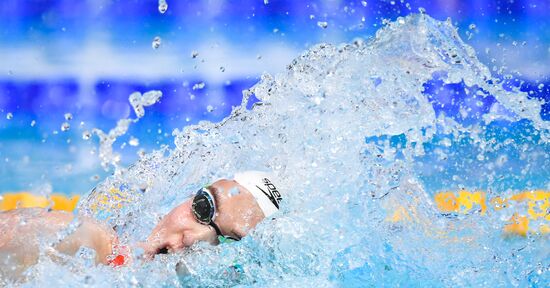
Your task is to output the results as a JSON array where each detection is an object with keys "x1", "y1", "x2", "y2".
[
  {"x1": 385, "y1": 190, "x2": 549, "y2": 236},
  {"x1": 0, "y1": 192, "x2": 80, "y2": 212},
  {"x1": 433, "y1": 190, "x2": 549, "y2": 236},
  {"x1": 2, "y1": 190, "x2": 549, "y2": 236}
]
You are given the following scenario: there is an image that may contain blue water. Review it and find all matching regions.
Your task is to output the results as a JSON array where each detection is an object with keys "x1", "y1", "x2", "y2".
[{"x1": 1, "y1": 1, "x2": 549, "y2": 287}]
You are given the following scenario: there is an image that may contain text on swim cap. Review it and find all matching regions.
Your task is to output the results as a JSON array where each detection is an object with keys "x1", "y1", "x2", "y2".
[{"x1": 255, "y1": 178, "x2": 282, "y2": 209}]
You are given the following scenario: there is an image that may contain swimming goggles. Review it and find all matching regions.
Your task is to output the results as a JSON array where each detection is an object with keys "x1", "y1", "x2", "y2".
[{"x1": 191, "y1": 187, "x2": 241, "y2": 243}]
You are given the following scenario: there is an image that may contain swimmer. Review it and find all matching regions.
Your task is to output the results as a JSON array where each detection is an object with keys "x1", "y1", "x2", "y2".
[{"x1": 0, "y1": 171, "x2": 282, "y2": 280}]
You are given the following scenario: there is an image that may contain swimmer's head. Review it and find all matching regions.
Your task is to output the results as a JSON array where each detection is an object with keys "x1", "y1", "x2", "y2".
[
  {"x1": 143, "y1": 171, "x2": 283, "y2": 257},
  {"x1": 195, "y1": 171, "x2": 283, "y2": 239}
]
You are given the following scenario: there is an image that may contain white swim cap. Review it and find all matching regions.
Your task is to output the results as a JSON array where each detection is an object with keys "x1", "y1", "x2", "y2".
[{"x1": 234, "y1": 171, "x2": 282, "y2": 218}]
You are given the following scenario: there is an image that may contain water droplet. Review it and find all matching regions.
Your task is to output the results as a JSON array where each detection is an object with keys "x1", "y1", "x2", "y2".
[
  {"x1": 82, "y1": 130, "x2": 91, "y2": 140},
  {"x1": 538, "y1": 83, "x2": 545, "y2": 90},
  {"x1": 496, "y1": 155, "x2": 508, "y2": 166},
  {"x1": 84, "y1": 275, "x2": 94, "y2": 285},
  {"x1": 220, "y1": 66, "x2": 225, "y2": 72},
  {"x1": 418, "y1": 7, "x2": 426, "y2": 14},
  {"x1": 129, "y1": 90, "x2": 162, "y2": 118},
  {"x1": 152, "y1": 36, "x2": 161, "y2": 49},
  {"x1": 263, "y1": 0, "x2": 269, "y2": 4},
  {"x1": 129, "y1": 137, "x2": 140, "y2": 146},
  {"x1": 353, "y1": 38, "x2": 365, "y2": 47},
  {"x1": 317, "y1": 21, "x2": 328, "y2": 29},
  {"x1": 469, "y1": 23, "x2": 476, "y2": 30},
  {"x1": 138, "y1": 183, "x2": 148, "y2": 192},
  {"x1": 30, "y1": 120, "x2": 36, "y2": 127},
  {"x1": 229, "y1": 187, "x2": 240, "y2": 196},
  {"x1": 361, "y1": 1, "x2": 367, "y2": 7},
  {"x1": 191, "y1": 51, "x2": 199, "y2": 58},
  {"x1": 6, "y1": 112, "x2": 13, "y2": 120},
  {"x1": 206, "y1": 105, "x2": 214, "y2": 112},
  {"x1": 158, "y1": 0, "x2": 168, "y2": 14},
  {"x1": 257, "y1": 54, "x2": 262, "y2": 60},
  {"x1": 130, "y1": 276, "x2": 139, "y2": 286},
  {"x1": 113, "y1": 154, "x2": 121, "y2": 164},
  {"x1": 142, "y1": 90, "x2": 162, "y2": 106},
  {"x1": 137, "y1": 149, "x2": 146, "y2": 158},
  {"x1": 61, "y1": 122, "x2": 70, "y2": 131},
  {"x1": 189, "y1": 94, "x2": 196, "y2": 100},
  {"x1": 309, "y1": 14, "x2": 315, "y2": 20},
  {"x1": 192, "y1": 82, "x2": 205, "y2": 90},
  {"x1": 64, "y1": 112, "x2": 73, "y2": 121}
]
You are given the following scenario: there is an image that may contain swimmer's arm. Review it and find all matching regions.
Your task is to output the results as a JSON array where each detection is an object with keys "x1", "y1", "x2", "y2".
[
  {"x1": 0, "y1": 210, "x2": 114, "y2": 266},
  {"x1": 54, "y1": 216, "x2": 115, "y2": 264}
]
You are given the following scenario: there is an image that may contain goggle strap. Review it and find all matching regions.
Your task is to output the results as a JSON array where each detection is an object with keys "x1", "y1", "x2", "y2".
[
  {"x1": 209, "y1": 221, "x2": 224, "y2": 237},
  {"x1": 209, "y1": 221, "x2": 241, "y2": 242}
]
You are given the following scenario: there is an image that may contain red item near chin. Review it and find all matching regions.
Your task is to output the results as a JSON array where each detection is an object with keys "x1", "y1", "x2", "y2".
[
  {"x1": 108, "y1": 244, "x2": 129, "y2": 267},
  {"x1": 109, "y1": 254, "x2": 126, "y2": 267}
]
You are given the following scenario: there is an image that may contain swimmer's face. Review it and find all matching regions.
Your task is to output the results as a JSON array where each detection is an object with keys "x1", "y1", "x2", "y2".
[
  {"x1": 142, "y1": 179, "x2": 265, "y2": 258},
  {"x1": 142, "y1": 198, "x2": 217, "y2": 258}
]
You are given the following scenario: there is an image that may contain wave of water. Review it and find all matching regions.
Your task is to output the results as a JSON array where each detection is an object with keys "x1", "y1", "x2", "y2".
[{"x1": 14, "y1": 14, "x2": 549, "y2": 287}]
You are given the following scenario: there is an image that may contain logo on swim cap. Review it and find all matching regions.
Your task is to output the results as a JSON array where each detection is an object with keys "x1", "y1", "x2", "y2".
[
  {"x1": 256, "y1": 177, "x2": 282, "y2": 209},
  {"x1": 234, "y1": 171, "x2": 282, "y2": 218}
]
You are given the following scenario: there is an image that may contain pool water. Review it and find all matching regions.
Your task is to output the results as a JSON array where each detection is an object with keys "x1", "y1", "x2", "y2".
[{"x1": 2, "y1": 14, "x2": 549, "y2": 287}]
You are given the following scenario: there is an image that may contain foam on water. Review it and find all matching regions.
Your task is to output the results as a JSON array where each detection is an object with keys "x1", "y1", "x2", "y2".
[{"x1": 13, "y1": 14, "x2": 549, "y2": 287}]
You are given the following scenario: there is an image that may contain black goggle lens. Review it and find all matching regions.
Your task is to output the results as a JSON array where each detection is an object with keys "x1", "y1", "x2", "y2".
[
  {"x1": 192, "y1": 189, "x2": 215, "y2": 224},
  {"x1": 191, "y1": 187, "x2": 242, "y2": 242}
]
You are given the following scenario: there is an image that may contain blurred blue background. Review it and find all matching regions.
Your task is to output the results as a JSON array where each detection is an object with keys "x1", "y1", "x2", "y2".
[{"x1": 0, "y1": 0, "x2": 549, "y2": 194}]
